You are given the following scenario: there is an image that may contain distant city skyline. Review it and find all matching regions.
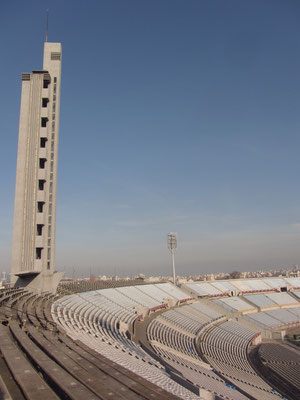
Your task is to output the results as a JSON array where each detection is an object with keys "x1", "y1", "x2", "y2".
[{"x1": 1, "y1": 1, "x2": 300, "y2": 277}]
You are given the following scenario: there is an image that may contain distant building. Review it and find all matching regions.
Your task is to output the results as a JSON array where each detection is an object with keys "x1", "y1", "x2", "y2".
[{"x1": 11, "y1": 42, "x2": 63, "y2": 292}]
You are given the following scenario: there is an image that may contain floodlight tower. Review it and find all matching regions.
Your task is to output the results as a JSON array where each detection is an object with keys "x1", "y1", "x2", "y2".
[{"x1": 168, "y1": 232, "x2": 178, "y2": 285}]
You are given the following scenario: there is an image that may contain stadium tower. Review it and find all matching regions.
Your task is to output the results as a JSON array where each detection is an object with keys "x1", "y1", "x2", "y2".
[{"x1": 11, "y1": 42, "x2": 63, "y2": 292}]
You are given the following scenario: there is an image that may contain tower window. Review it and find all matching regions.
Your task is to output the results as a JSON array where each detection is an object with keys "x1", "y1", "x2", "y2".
[
  {"x1": 51, "y1": 53, "x2": 61, "y2": 61},
  {"x1": 43, "y1": 80, "x2": 49, "y2": 89},
  {"x1": 41, "y1": 117, "x2": 48, "y2": 127},
  {"x1": 37, "y1": 202, "x2": 44, "y2": 213},
  {"x1": 39, "y1": 158, "x2": 47, "y2": 169},
  {"x1": 40, "y1": 137, "x2": 47, "y2": 148},
  {"x1": 37, "y1": 224, "x2": 44, "y2": 236},
  {"x1": 42, "y1": 98, "x2": 49, "y2": 108},
  {"x1": 38, "y1": 179, "x2": 46, "y2": 190},
  {"x1": 36, "y1": 248, "x2": 43, "y2": 259}
]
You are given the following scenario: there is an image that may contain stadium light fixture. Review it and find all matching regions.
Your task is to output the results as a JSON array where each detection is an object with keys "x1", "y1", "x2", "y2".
[{"x1": 168, "y1": 232, "x2": 178, "y2": 285}]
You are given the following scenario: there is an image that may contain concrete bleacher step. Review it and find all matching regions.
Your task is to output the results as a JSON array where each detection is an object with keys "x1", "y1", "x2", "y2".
[
  {"x1": 9, "y1": 320, "x2": 100, "y2": 400},
  {"x1": 0, "y1": 345, "x2": 25, "y2": 400},
  {"x1": 66, "y1": 335, "x2": 182, "y2": 400},
  {"x1": 40, "y1": 329, "x2": 143, "y2": 400},
  {"x1": 26, "y1": 324, "x2": 129, "y2": 400},
  {"x1": 0, "y1": 324, "x2": 58, "y2": 400}
]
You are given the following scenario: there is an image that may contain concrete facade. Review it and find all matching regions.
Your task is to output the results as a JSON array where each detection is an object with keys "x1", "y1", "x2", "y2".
[{"x1": 11, "y1": 42, "x2": 63, "y2": 293}]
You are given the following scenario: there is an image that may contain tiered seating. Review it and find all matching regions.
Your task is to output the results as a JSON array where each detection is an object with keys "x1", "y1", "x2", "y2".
[
  {"x1": 115, "y1": 286, "x2": 159, "y2": 308},
  {"x1": 266, "y1": 309, "x2": 299, "y2": 324},
  {"x1": 52, "y1": 287, "x2": 200, "y2": 399},
  {"x1": 24, "y1": 291, "x2": 191, "y2": 400},
  {"x1": 151, "y1": 344, "x2": 248, "y2": 400},
  {"x1": 154, "y1": 283, "x2": 189, "y2": 300},
  {"x1": 263, "y1": 278, "x2": 287, "y2": 289},
  {"x1": 58, "y1": 278, "x2": 156, "y2": 295},
  {"x1": 259, "y1": 343, "x2": 300, "y2": 365},
  {"x1": 288, "y1": 307, "x2": 300, "y2": 318},
  {"x1": 148, "y1": 318, "x2": 199, "y2": 359},
  {"x1": 242, "y1": 280, "x2": 272, "y2": 291},
  {"x1": 186, "y1": 283, "x2": 223, "y2": 296},
  {"x1": 245, "y1": 312, "x2": 283, "y2": 329},
  {"x1": 145, "y1": 303, "x2": 256, "y2": 399},
  {"x1": 54, "y1": 292, "x2": 151, "y2": 359},
  {"x1": 265, "y1": 292, "x2": 299, "y2": 306},
  {"x1": 228, "y1": 281, "x2": 254, "y2": 291},
  {"x1": 160, "y1": 309, "x2": 205, "y2": 335},
  {"x1": 243, "y1": 294, "x2": 276, "y2": 308},
  {"x1": 293, "y1": 290, "x2": 300, "y2": 299},
  {"x1": 212, "y1": 297, "x2": 255, "y2": 312},
  {"x1": 244, "y1": 307, "x2": 300, "y2": 330},
  {"x1": 3, "y1": 279, "x2": 299, "y2": 399},
  {"x1": 285, "y1": 277, "x2": 300, "y2": 287},
  {"x1": 158, "y1": 303, "x2": 221, "y2": 337},
  {"x1": 210, "y1": 281, "x2": 237, "y2": 293},
  {"x1": 258, "y1": 343, "x2": 300, "y2": 391},
  {"x1": 199, "y1": 320, "x2": 281, "y2": 399},
  {"x1": 134, "y1": 284, "x2": 172, "y2": 303}
]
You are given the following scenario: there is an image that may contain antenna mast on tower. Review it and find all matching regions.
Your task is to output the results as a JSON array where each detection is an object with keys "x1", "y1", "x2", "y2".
[{"x1": 45, "y1": 9, "x2": 49, "y2": 42}]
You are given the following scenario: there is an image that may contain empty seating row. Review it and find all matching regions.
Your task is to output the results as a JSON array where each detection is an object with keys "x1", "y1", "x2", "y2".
[
  {"x1": 243, "y1": 294, "x2": 276, "y2": 308},
  {"x1": 151, "y1": 343, "x2": 248, "y2": 400},
  {"x1": 199, "y1": 320, "x2": 281, "y2": 399},
  {"x1": 185, "y1": 277, "x2": 300, "y2": 298},
  {"x1": 160, "y1": 309, "x2": 206, "y2": 335},
  {"x1": 186, "y1": 283, "x2": 223, "y2": 296},
  {"x1": 259, "y1": 343, "x2": 300, "y2": 365},
  {"x1": 264, "y1": 292, "x2": 298, "y2": 306},
  {"x1": 212, "y1": 297, "x2": 255, "y2": 312},
  {"x1": 147, "y1": 318, "x2": 200, "y2": 359},
  {"x1": 52, "y1": 287, "x2": 201, "y2": 400}
]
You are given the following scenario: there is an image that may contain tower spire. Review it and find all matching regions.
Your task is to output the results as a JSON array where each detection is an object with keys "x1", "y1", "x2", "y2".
[{"x1": 45, "y1": 9, "x2": 49, "y2": 42}]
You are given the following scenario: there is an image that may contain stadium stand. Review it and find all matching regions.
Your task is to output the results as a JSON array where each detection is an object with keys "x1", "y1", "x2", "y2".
[
  {"x1": 199, "y1": 320, "x2": 281, "y2": 399},
  {"x1": 243, "y1": 294, "x2": 276, "y2": 308},
  {"x1": 262, "y1": 278, "x2": 287, "y2": 289},
  {"x1": 212, "y1": 297, "x2": 256, "y2": 313},
  {"x1": 0, "y1": 287, "x2": 199, "y2": 399},
  {"x1": 285, "y1": 277, "x2": 300, "y2": 288},
  {"x1": 210, "y1": 281, "x2": 239, "y2": 293},
  {"x1": 52, "y1": 285, "x2": 202, "y2": 399},
  {"x1": 1, "y1": 279, "x2": 300, "y2": 399},
  {"x1": 185, "y1": 283, "x2": 223, "y2": 296},
  {"x1": 255, "y1": 342, "x2": 300, "y2": 398}
]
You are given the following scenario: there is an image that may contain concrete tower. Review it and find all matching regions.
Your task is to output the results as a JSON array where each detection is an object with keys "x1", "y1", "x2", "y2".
[{"x1": 11, "y1": 42, "x2": 63, "y2": 292}]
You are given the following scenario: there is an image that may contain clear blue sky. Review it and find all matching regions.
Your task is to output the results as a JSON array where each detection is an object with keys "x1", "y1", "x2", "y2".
[{"x1": 1, "y1": 0, "x2": 300, "y2": 277}]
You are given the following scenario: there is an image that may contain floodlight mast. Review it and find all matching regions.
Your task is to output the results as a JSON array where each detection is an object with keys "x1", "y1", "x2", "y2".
[{"x1": 168, "y1": 232, "x2": 178, "y2": 285}]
